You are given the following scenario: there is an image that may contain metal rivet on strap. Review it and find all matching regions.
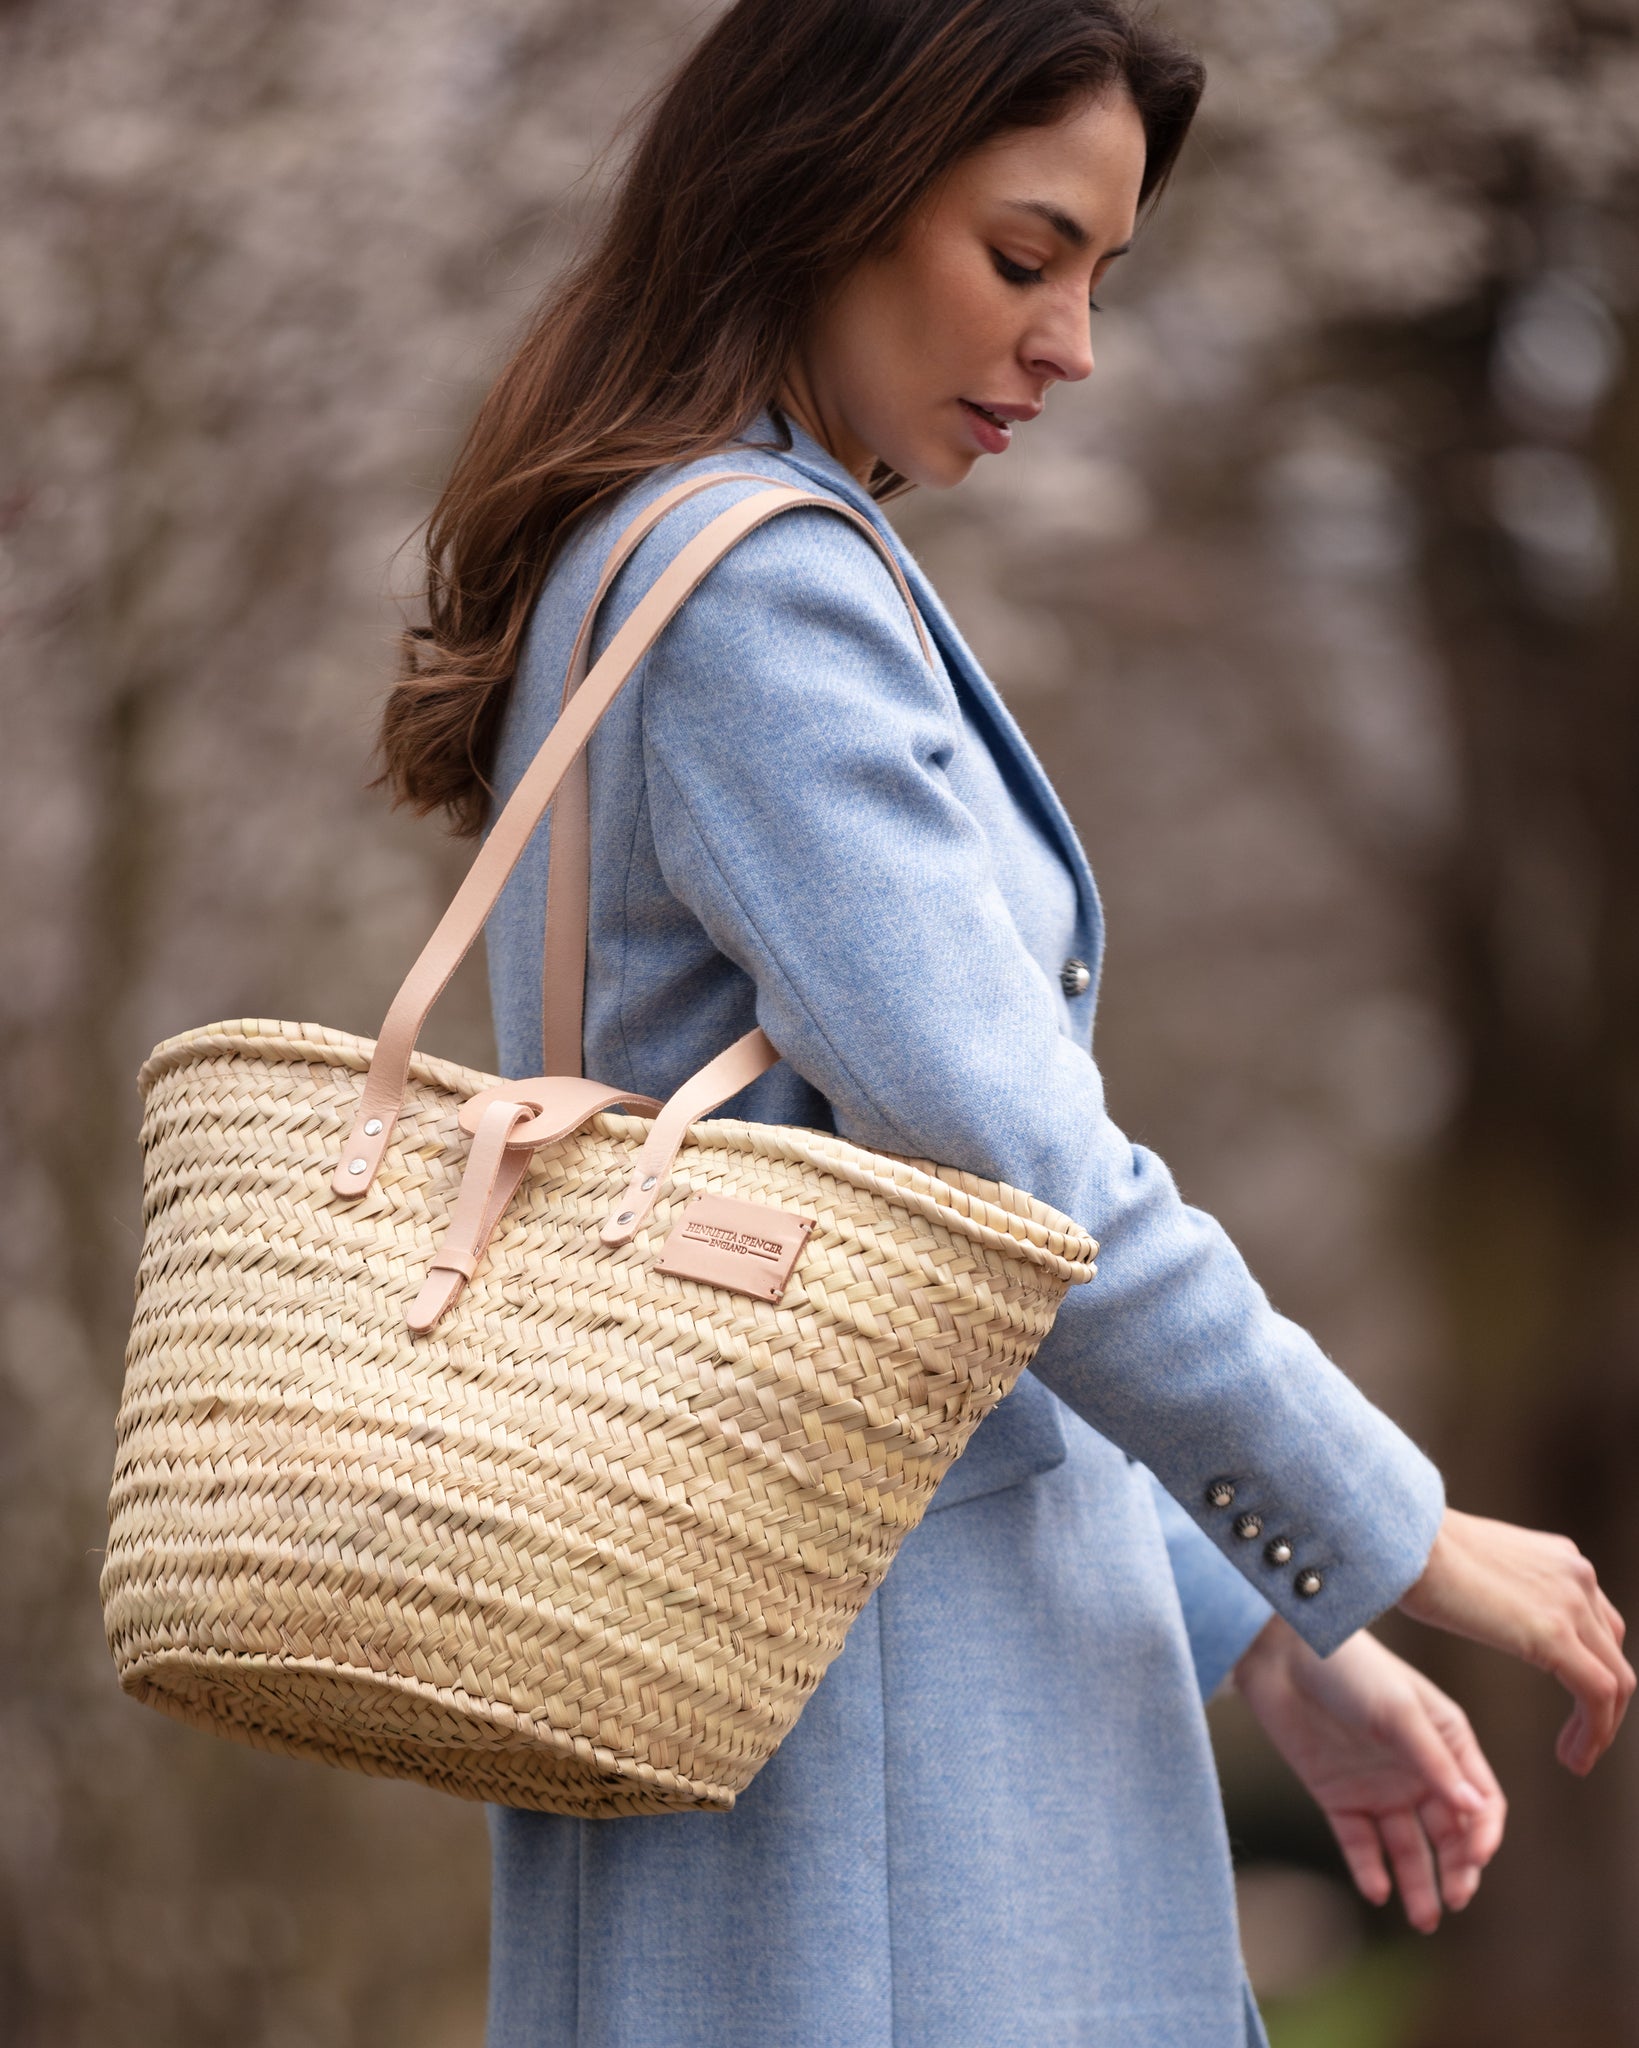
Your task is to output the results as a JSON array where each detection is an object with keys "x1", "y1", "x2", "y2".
[
  {"x1": 1233, "y1": 1512, "x2": 1263, "y2": 1541},
  {"x1": 616, "y1": 1211, "x2": 635, "y2": 1225},
  {"x1": 1295, "y1": 1568, "x2": 1324, "y2": 1598},
  {"x1": 347, "y1": 1158, "x2": 368, "y2": 1174},
  {"x1": 641, "y1": 1176, "x2": 657, "y2": 1191},
  {"x1": 363, "y1": 1118, "x2": 383, "y2": 1137}
]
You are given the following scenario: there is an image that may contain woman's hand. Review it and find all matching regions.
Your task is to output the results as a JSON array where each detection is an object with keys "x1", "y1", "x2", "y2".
[
  {"x1": 1398, "y1": 1508, "x2": 1634, "y2": 1774},
  {"x1": 1232, "y1": 1617, "x2": 1506, "y2": 1932}
]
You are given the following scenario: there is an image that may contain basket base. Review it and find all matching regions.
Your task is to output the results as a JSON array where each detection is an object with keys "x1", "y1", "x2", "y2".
[{"x1": 121, "y1": 1650, "x2": 738, "y2": 1816}]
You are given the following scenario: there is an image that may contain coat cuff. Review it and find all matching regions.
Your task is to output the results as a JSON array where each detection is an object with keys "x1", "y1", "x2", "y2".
[{"x1": 1182, "y1": 1419, "x2": 1446, "y2": 1657}]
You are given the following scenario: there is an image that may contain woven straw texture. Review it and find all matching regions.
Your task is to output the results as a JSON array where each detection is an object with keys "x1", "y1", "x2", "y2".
[{"x1": 103, "y1": 1019, "x2": 1097, "y2": 1814}]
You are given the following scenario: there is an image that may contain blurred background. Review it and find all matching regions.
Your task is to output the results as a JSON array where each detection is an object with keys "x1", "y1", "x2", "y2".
[{"x1": 2, "y1": 0, "x2": 1636, "y2": 2042}]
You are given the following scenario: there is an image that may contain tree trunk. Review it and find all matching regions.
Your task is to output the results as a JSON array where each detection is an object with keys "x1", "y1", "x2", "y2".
[{"x1": 1365, "y1": 263, "x2": 1639, "y2": 2046}]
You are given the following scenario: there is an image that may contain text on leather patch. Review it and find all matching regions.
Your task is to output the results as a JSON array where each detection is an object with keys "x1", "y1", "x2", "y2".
[{"x1": 655, "y1": 1193, "x2": 815, "y2": 1303}]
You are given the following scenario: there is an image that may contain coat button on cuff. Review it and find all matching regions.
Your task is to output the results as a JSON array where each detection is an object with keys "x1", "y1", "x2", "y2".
[
  {"x1": 1060, "y1": 957, "x2": 1092, "y2": 997},
  {"x1": 1295, "y1": 1568, "x2": 1324, "y2": 1597},
  {"x1": 1233, "y1": 1512, "x2": 1263, "y2": 1540},
  {"x1": 1263, "y1": 1535, "x2": 1293, "y2": 1567},
  {"x1": 1205, "y1": 1478, "x2": 1236, "y2": 1510}
]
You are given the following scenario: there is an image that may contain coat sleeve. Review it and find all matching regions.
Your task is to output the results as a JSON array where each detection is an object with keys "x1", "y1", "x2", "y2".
[{"x1": 612, "y1": 499, "x2": 1444, "y2": 1656}]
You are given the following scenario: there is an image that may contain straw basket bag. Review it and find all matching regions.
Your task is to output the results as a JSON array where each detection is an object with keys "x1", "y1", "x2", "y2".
[{"x1": 101, "y1": 477, "x2": 1099, "y2": 1816}]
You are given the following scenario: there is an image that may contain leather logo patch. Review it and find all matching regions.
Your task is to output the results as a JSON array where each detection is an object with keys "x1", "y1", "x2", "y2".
[{"x1": 655, "y1": 1193, "x2": 815, "y2": 1304}]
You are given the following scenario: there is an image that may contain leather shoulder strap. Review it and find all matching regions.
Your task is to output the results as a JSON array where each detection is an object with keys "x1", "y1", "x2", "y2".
[
  {"x1": 332, "y1": 482, "x2": 929, "y2": 1198},
  {"x1": 540, "y1": 469, "x2": 933, "y2": 1076},
  {"x1": 542, "y1": 469, "x2": 782, "y2": 1077}
]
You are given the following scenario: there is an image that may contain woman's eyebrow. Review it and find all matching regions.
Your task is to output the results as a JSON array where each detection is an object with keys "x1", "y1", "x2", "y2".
[{"x1": 1004, "y1": 198, "x2": 1132, "y2": 260}]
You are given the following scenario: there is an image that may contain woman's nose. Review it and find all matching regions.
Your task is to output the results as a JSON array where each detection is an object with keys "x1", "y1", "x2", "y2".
[{"x1": 1026, "y1": 301, "x2": 1095, "y2": 385}]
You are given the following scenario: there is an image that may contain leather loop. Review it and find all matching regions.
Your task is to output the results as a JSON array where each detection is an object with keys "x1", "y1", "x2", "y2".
[
  {"x1": 408, "y1": 1096, "x2": 537, "y2": 1332},
  {"x1": 458, "y1": 1075, "x2": 662, "y2": 1147},
  {"x1": 599, "y1": 1028, "x2": 782, "y2": 1246},
  {"x1": 411, "y1": 1081, "x2": 665, "y2": 1331},
  {"x1": 333, "y1": 481, "x2": 930, "y2": 1202}
]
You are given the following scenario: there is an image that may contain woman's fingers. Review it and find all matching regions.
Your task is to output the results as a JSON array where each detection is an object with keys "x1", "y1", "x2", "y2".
[
  {"x1": 1553, "y1": 1564, "x2": 1635, "y2": 1768},
  {"x1": 1419, "y1": 1791, "x2": 1486, "y2": 1909},
  {"x1": 1378, "y1": 1807, "x2": 1443, "y2": 1932},
  {"x1": 1335, "y1": 1797, "x2": 1483, "y2": 1924},
  {"x1": 1387, "y1": 1684, "x2": 1498, "y2": 1914},
  {"x1": 1412, "y1": 1674, "x2": 1506, "y2": 1829},
  {"x1": 1326, "y1": 1809, "x2": 1392, "y2": 1908},
  {"x1": 1373, "y1": 1688, "x2": 1484, "y2": 1815},
  {"x1": 1429, "y1": 1774, "x2": 1501, "y2": 1911},
  {"x1": 1433, "y1": 1710, "x2": 1507, "y2": 1865},
  {"x1": 1535, "y1": 1608, "x2": 1634, "y2": 1772}
]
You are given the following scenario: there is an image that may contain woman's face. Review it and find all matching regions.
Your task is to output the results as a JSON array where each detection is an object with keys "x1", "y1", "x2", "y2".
[{"x1": 781, "y1": 90, "x2": 1148, "y2": 488}]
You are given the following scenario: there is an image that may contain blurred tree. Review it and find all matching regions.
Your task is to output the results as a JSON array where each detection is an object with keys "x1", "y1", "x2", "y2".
[
  {"x1": 1167, "y1": 5, "x2": 1639, "y2": 2036},
  {"x1": 1380, "y1": 226, "x2": 1639, "y2": 2048}
]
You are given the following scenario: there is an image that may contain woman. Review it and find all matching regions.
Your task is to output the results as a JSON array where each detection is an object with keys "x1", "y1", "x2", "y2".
[{"x1": 379, "y1": 2, "x2": 1632, "y2": 2042}]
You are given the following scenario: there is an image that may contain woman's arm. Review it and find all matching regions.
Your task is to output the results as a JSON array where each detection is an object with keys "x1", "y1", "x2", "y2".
[
  {"x1": 618, "y1": 499, "x2": 1437, "y2": 1650},
  {"x1": 604, "y1": 495, "x2": 1628, "y2": 1758}
]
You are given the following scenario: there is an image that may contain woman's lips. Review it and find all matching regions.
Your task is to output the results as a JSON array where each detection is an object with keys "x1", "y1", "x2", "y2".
[{"x1": 958, "y1": 398, "x2": 1012, "y2": 454}]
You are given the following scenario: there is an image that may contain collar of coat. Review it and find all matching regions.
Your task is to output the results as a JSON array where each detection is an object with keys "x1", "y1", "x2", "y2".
[{"x1": 736, "y1": 410, "x2": 1104, "y2": 965}]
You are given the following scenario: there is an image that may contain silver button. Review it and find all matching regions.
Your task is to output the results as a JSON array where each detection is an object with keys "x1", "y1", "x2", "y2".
[
  {"x1": 346, "y1": 1158, "x2": 368, "y2": 1175},
  {"x1": 1060, "y1": 957, "x2": 1092, "y2": 998},
  {"x1": 1233, "y1": 1511, "x2": 1263, "y2": 1541},
  {"x1": 1205, "y1": 1478, "x2": 1236, "y2": 1510},
  {"x1": 363, "y1": 1118, "x2": 384, "y2": 1137},
  {"x1": 1295, "y1": 1568, "x2": 1324, "y2": 1597},
  {"x1": 1264, "y1": 1535, "x2": 1293, "y2": 1567}
]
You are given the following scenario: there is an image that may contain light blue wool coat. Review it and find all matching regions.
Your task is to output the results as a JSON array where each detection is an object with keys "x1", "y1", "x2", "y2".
[{"x1": 480, "y1": 416, "x2": 1446, "y2": 2048}]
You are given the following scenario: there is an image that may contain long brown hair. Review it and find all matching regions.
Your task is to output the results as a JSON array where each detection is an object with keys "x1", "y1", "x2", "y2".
[{"x1": 378, "y1": 0, "x2": 1204, "y2": 836}]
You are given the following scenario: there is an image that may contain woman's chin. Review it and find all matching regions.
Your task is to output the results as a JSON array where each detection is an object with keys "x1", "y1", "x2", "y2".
[{"x1": 893, "y1": 437, "x2": 979, "y2": 491}]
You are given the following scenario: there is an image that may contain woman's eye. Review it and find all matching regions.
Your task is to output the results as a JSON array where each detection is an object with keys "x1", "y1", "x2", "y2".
[{"x1": 991, "y1": 251, "x2": 1044, "y2": 286}]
